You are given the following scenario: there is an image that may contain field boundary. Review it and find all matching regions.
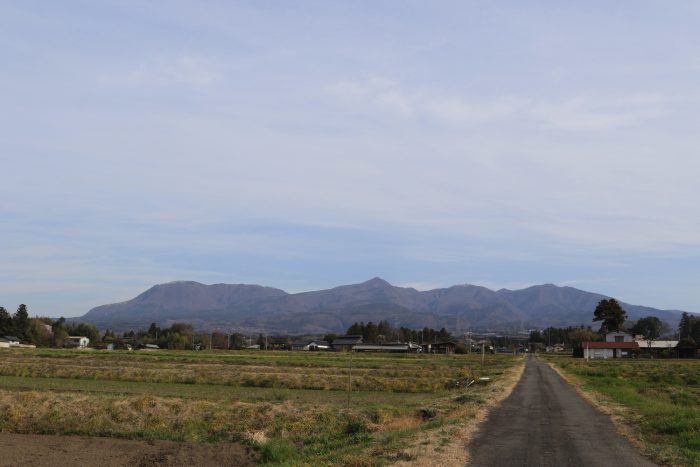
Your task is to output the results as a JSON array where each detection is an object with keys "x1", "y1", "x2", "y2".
[{"x1": 390, "y1": 355, "x2": 526, "y2": 466}]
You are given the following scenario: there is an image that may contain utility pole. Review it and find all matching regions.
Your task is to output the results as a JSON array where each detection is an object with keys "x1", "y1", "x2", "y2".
[{"x1": 481, "y1": 342, "x2": 485, "y2": 369}]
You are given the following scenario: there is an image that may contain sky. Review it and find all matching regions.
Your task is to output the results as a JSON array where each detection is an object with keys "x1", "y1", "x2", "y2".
[{"x1": 1, "y1": 1, "x2": 699, "y2": 317}]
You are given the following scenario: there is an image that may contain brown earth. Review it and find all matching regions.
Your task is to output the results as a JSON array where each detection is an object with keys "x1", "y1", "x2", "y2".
[{"x1": 0, "y1": 432, "x2": 259, "y2": 467}]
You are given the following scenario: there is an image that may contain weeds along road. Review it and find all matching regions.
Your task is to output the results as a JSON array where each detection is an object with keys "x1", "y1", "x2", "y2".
[{"x1": 467, "y1": 354, "x2": 657, "y2": 467}]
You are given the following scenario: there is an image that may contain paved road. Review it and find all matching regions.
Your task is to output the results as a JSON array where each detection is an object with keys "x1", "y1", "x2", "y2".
[{"x1": 467, "y1": 355, "x2": 657, "y2": 467}]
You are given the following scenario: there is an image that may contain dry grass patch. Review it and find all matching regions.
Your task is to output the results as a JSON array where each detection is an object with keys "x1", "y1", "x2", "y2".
[
  {"x1": 0, "y1": 349, "x2": 524, "y2": 465},
  {"x1": 389, "y1": 356, "x2": 525, "y2": 466}
]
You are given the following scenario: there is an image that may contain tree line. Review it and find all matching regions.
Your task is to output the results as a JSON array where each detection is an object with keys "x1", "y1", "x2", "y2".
[
  {"x1": 677, "y1": 312, "x2": 700, "y2": 348},
  {"x1": 127, "y1": 323, "x2": 256, "y2": 350},
  {"x1": 344, "y1": 320, "x2": 452, "y2": 344},
  {"x1": 529, "y1": 299, "x2": 699, "y2": 350},
  {"x1": 0, "y1": 305, "x2": 101, "y2": 347}
]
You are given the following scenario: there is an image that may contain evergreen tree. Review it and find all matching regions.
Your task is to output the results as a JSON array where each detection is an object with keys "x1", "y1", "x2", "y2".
[
  {"x1": 322, "y1": 333, "x2": 337, "y2": 344},
  {"x1": 365, "y1": 322, "x2": 379, "y2": 342},
  {"x1": 691, "y1": 320, "x2": 700, "y2": 345},
  {"x1": 0, "y1": 307, "x2": 11, "y2": 335},
  {"x1": 12, "y1": 304, "x2": 30, "y2": 340},
  {"x1": 147, "y1": 322, "x2": 160, "y2": 338},
  {"x1": 568, "y1": 327, "x2": 600, "y2": 346},
  {"x1": 437, "y1": 327, "x2": 451, "y2": 342},
  {"x1": 631, "y1": 316, "x2": 663, "y2": 341},
  {"x1": 529, "y1": 330, "x2": 544, "y2": 343},
  {"x1": 678, "y1": 312, "x2": 695, "y2": 339},
  {"x1": 593, "y1": 298, "x2": 627, "y2": 333}
]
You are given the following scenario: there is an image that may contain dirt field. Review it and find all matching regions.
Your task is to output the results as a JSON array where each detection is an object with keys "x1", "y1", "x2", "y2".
[
  {"x1": 467, "y1": 355, "x2": 657, "y2": 467},
  {"x1": 0, "y1": 432, "x2": 259, "y2": 467}
]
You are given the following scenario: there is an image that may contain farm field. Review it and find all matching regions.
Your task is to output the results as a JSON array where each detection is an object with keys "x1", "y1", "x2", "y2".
[
  {"x1": 0, "y1": 349, "x2": 523, "y2": 466},
  {"x1": 544, "y1": 355, "x2": 700, "y2": 466}
]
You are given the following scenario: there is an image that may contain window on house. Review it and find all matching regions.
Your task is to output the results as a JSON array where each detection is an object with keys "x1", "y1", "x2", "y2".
[{"x1": 614, "y1": 335, "x2": 624, "y2": 342}]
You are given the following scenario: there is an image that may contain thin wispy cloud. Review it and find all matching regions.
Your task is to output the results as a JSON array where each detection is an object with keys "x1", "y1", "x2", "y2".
[
  {"x1": 98, "y1": 54, "x2": 223, "y2": 87},
  {"x1": 327, "y1": 76, "x2": 669, "y2": 131}
]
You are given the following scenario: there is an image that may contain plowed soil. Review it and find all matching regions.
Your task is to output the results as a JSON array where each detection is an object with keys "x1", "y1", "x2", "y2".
[{"x1": 0, "y1": 433, "x2": 259, "y2": 467}]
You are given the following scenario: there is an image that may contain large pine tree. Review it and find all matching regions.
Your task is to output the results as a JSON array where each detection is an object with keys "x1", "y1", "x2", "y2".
[
  {"x1": 12, "y1": 304, "x2": 30, "y2": 340},
  {"x1": 592, "y1": 298, "x2": 627, "y2": 333},
  {"x1": 0, "y1": 307, "x2": 11, "y2": 335}
]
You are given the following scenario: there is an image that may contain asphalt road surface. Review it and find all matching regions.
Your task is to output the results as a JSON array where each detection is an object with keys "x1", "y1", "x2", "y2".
[{"x1": 467, "y1": 355, "x2": 658, "y2": 467}]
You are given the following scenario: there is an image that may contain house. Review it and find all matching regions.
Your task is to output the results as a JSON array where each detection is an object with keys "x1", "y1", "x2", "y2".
[
  {"x1": 581, "y1": 341, "x2": 639, "y2": 359},
  {"x1": 353, "y1": 342, "x2": 422, "y2": 353},
  {"x1": 635, "y1": 339, "x2": 679, "y2": 357},
  {"x1": 546, "y1": 343, "x2": 567, "y2": 353},
  {"x1": 635, "y1": 339, "x2": 679, "y2": 350},
  {"x1": 64, "y1": 336, "x2": 90, "y2": 348},
  {"x1": 267, "y1": 337, "x2": 292, "y2": 350},
  {"x1": 605, "y1": 331, "x2": 634, "y2": 343},
  {"x1": 3, "y1": 336, "x2": 21, "y2": 347},
  {"x1": 291, "y1": 341, "x2": 330, "y2": 351},
  {"x1": 432, "y1": 341, "x2": 457, "y2": 354},
  {"x1": 331, "y1": 335, "x2": 364, "y2": 351},
  {"x1": 0, "y1": 337, "x2": 10, "y2": 349}
]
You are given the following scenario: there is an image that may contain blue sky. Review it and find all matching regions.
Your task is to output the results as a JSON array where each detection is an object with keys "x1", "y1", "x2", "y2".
[{"x1": 1, "y1": 1, "x2": 699, "y2": 317}]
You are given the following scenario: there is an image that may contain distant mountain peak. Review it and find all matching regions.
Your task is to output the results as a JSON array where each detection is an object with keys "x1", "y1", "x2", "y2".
[
  {"x1": 362, "y1": 277, "x2": 391, "y2": 286},
  {"x1": 77, "y1": 279, "x2": 687, "y2": 333}
]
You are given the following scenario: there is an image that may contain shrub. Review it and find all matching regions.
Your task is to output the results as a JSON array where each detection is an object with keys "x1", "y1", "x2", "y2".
[
  {"x1": 417, "y1": 408, "x2": 437, "y2": 421},
  {"x1": 344, "y1": 418, "x2": 368, "y2": 435},
  {"x1": 261, "y1": 438, "x2": 297, "y2": 463}
]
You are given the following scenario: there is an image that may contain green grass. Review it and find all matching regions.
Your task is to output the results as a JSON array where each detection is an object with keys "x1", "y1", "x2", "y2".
[
  {"x1": 0, "y1": 348, "x2": 522, "y2": 465},
  {"x1": 0, "y1": 375, "x2": 437, "y2": 406},
  {"x1": 544, "y1": 356, "x2": 700, "y2": 466}
]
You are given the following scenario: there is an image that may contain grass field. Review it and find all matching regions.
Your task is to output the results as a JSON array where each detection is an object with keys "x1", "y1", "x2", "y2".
[
  {"x1": 544, "y1": 355, "x2": 700, "y2": 467},
  {"x1": 0, "y1": 349, "x2": 523, "y2": 465}
]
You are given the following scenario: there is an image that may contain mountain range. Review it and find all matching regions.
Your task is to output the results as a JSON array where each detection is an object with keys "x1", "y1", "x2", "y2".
[{"x1": 75, "y1": 278, "x2": 688, "y2": 334}]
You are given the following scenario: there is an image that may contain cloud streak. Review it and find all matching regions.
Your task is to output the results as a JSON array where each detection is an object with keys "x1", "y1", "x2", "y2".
[
  {"x1": 327, "y1": 77, "x2": 670, "y2": 131},
  {"x1": 98, "y1": 54, "x2": 223, "y2": 87}
]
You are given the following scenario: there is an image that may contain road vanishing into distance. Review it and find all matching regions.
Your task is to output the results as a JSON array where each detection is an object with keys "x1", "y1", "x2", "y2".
[{"x1": 467, "y1": 355, "x2": 658, "y2": 467}]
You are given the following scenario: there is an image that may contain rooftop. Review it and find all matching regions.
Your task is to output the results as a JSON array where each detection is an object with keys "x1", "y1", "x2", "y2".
[{"x1": 583, "y1": 342, "x2": 639, "y2": 349}]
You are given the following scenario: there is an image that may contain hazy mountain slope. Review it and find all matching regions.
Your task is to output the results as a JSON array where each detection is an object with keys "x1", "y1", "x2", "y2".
[
  {"x1": 82, "y1": 281, "x2": 289, "y2": 329},
  {"x1": 76, "y1": 278, "x2": 689, "y2": 333}
]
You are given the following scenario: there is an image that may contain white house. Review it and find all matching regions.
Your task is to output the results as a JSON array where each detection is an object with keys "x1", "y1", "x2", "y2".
[
  {"x1": 291, "y1": 341, "x2": 330, "y2": 351},
  {"x1": 64, "y1": 336, "x2": 90, "y2": 348},
  {"x1": 546, "y1": 343, "x2": 567, "y2": 353},
  {"x1": 0, "y1": 337, "x2": 10, "y2": 349},
  {"x1": 2, "y1": 336, "x2": 21, "y2": 347},
  {"x1": 605, "y1": 331, "x2": 634, "y2": 343},
  {"x1": 582, "y1": 332, "x2": 639, "y2": 359}
]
